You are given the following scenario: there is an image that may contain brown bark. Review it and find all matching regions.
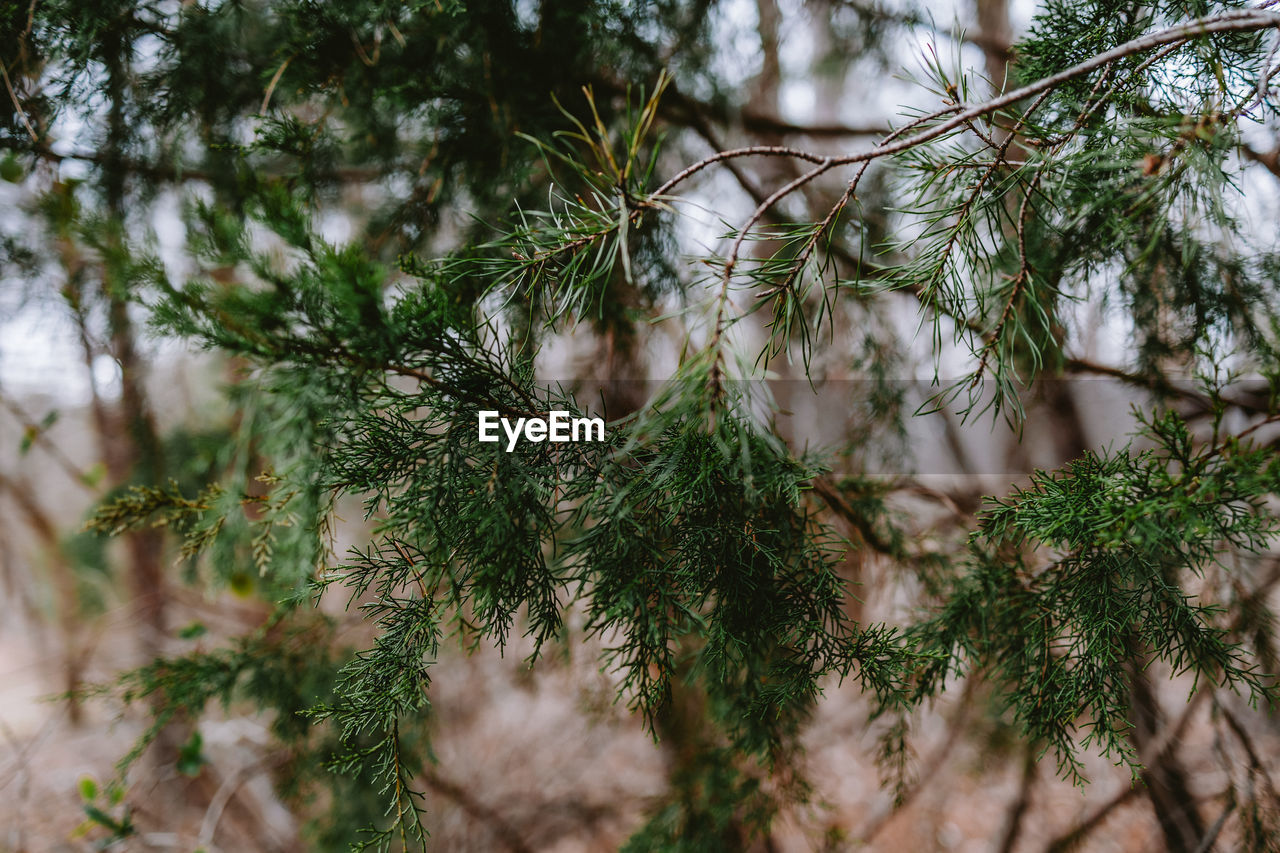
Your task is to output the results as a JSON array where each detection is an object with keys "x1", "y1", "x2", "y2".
[
  {"x1": 1242, "y1": 142, "x2": 1280, "y2": 180},
  {"x1": 69, "y1": 280, "x2": 169, "y2": 660},
  {"x1": 109, "y1": 299, "x2": 168, "y2": 656},
  {"x1": 1126, "y1": 653, "x2": 1208, "y2": 853},
  {"x1": 420, "y1": 766, "x2": 534, "y2": 853},
  {"x1": 751, "y1": 0, "x2": 781, "y2": 121},
  {"x1": 63, "y1": 239, "x2": 179, "y2": 774},
  {"x1": 996, "y1": 746, "x2": 1038, "y2": 853},
  {"x1": 0, "y1": 469, "x2": 87, "y2": 723},
  {"x1": 975, "y1": 0, "x2": 1014, "y2": 92}
]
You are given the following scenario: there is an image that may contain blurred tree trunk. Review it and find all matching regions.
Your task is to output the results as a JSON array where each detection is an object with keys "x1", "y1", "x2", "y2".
[
  {"x1": 0, "y1": 469, "x2": 86, "y2": 723},
  {"x1": 99, "y1": 25, "x2": 170, "y2": 667},
  {"x1": 45, "y1": 27, "x2": 180, "y2": 771},
  {"x1": 106, "y1": 298, "x2": 168, "y2": 660},
  {"x1": 68, "y1": 280, "x2": 168, "y2": 662},
  {"x1": 1125, "y1": 644, "x2": 1208, "y2": 852},
  {"x1": 975, "y1": 0, "x2": 1012, "y2": 91}
]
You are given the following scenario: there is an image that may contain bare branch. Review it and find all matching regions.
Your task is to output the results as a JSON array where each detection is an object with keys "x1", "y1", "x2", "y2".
[
  {"x1": 1241, "y1": 141, "x2": 1280, "y2": 179},
  {"x1": 420, "y1": 766, "x2": 534, "y2": 853}
]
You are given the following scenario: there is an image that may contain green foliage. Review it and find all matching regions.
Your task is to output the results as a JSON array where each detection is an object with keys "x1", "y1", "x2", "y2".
[
  {"x1": 177, "y1": 730, "x2": 209, "y2": 777},
  {"x1": 76, "y1": 774, "x2": 134, "y2": 849},
  {"x1": 9, "y1": 0, "x2": 1280, "y2": 848},
  {"x1": 915, "y1": 410, "x2": 1280, "y2": 781},
  {"x1": 880, "y1": 3, "x2": 1280, "y2": 420}
]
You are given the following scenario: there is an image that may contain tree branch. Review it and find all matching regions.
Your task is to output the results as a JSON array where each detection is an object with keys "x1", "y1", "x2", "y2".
[
  {"x1": 1241, "y1": 141, "x2": 1280, "y2": 179},
  {"x1": 656, "y1": 9, "x2": 1280, "y2": 199},
  {"x1": 420, "y1": 766, "x2": 533, "y2": 853}
]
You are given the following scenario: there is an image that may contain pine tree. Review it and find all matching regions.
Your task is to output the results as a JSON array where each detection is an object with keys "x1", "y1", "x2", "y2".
[{"x1": 5, "y1": 0, "x2": 1280, "y2": 849}]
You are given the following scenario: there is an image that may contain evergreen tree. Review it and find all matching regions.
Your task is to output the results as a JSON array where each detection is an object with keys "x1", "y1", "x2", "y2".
[{"x1": 5, "y1": 0, "x2": 1280, "y2": 849}]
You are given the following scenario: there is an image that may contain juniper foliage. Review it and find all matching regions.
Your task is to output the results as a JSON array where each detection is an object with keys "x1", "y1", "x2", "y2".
[{"x1": 6, "y1": 0, "x2": 1280, "y2": 849}]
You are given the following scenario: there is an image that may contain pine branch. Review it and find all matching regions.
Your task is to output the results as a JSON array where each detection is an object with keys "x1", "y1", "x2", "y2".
[{"x1": 656, "y1": 9, "x2": 1280, "y2": 199}]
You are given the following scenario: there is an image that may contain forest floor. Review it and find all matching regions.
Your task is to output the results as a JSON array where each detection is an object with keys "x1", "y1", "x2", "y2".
[{"x1": 1, "y1": 592, "x2": 1224, "y2": 853}]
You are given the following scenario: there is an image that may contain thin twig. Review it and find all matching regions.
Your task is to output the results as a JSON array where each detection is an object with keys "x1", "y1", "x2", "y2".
[
  {"x1": 1192, "y1": 796, "x2": 1236, "y2": 853},
  {"x1": 1242, "y1": 141, "x2": 1280, "y2": 179},
  {"x1": 655, "y1": 9, "x2": 1280, "y2": 200},
  {"x1": 0, "y1": 58, "x2": 37, "y2": 142},
  {"x1": 760, "y1": 102, "x2": 968, "y2": 303},
  {"x1": 0, "y1": 386, "x2": 97, "y2": 490},
  {"x1": 652, "y1": 144, "x2": 834, "y2": 197},
  {"x1": 1252, "y1": 25, "x2": 1280, "y2": 110},
  {"x1": 812, "y1": 476, "x2": 898, "y2": 556},
  {"x1": 1045, "y1": 785, "x2": 1143, "y2": 853},
  {"x1": 995, "y1": 747, "x2": 1038, "y2": 853},
  {"x1": 420, "y1": 765, "x2": 534, "y2": 853},
  {"x1": 713, "y1": 157, "x2": 835, "y2": 316},
  {"x1": 1219, "y1": 704, "x2": 1280, "y2": 805},
  {"x1": 390, "y1": 540, "x2": 430, "y2": 600},
  {"x1": 1230, "y1": 411, "x2": 1280, "y2": 444},
  {"x1": 854, "y1": 677, "x2": 978, "y2": 845},
  {"x1": 260, "y1": 55, "x2": 294, "y2": 114},
  {"x1": 195, "y1": 759, "x2": 268, "y2": 849}
]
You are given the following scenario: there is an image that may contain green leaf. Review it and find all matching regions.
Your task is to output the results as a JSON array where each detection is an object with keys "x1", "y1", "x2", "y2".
[
  {"x1": 80, "y1": 462, "x2": 107, "y2": 489},
  {"x1": 178, "y1": 622, "x2": 208, "y2": 640},
  {"x1": 177, "y1": 731, "x2": 207, "y2": 777}
]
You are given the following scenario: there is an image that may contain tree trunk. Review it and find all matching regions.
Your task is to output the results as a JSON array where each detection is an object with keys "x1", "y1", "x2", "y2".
[{"x1": 1126, "y1": 651, "x2": 1208, "y2": 852}]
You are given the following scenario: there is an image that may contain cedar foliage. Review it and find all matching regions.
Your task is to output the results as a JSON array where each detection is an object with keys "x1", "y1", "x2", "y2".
[{"x1": 5, "y1": 0, "x2": 1280, "y2": 849}]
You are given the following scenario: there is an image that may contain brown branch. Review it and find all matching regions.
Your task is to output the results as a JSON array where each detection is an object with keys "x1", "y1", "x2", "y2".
[
  {"x1": 653, "y1": 144, "x2": 833, "y2": 197},
  {"x1": 738, "y1": 109, "x2": 891, "y2": 139},
  {"x1": 719, "y1": 157, "x2": 836, "y2": 290},
  {"x1": 1063, "y1": 356, "x2": 1272, "y2": 415},
  {"x1": 760, "y1": 100, "x2": 971, "y2": 304},
  {"x1": 1045, "y1": 677, "x2": 1211, "y2": 852},
  {"x1": 1242, "y1": 141, "x2": 1280, "y2": 179},
  {"x1": 712, "y1": 97, "x2": 996, "y2": 385},
  {"x1": 390, "y1": 539, "x2": 430, "y2": 600},
  {"x1": 0, "y1": 388, "x2": 96, "y2": 491},
  {"x1": 1192, "y1": 797, "x2": 1235, "y2": 853},
  {"x1": 680, "y1": 109, "x2": 993, "y2": 349},
  {"x1": 1230, "y1": 411, "x2": 1280, "y2": 444},
  {"x1": 685, "y1": 35, "x2": 1236, "y2": 401},
  {"x1": 420, "y1": 766, "x2": 534, "y2": 853},
  {"x1": 933, "y1": 89, "x2": 1052, "y2": 375},
  {"x1": 2, "y1": 138, "x2": 389, "y2": 185},
  {"x1": 971, "y1": 116, "x2": 1054, "y2": 385},
  {"x1": 0, "y1": 58, "x2": 37, "y2": 142},
  {"x1": 1045, "y1": 785, "x2": 1144, "y2": 853},
  {"x1": 0, "y1": 468, "x2": 59, "y2": 546},
  {"x1": 995, "y1": 746, "x2": 1038, "y2": 853},
  {"x1": 811, "y1": 476, "x2": 898, "y2": 556},
  {"x1": 855, "y1": 677, "x2": 978, "y2": 845},
  {"x1": 656, "y1": 9, "x2": 1280, "y2": 201},
  {"x1": 1219, "y1": 704, "x2": 1280, "y2": 806},
  {"x1": 260, "y1": 54, "x2": 295, "y2": 114}
]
